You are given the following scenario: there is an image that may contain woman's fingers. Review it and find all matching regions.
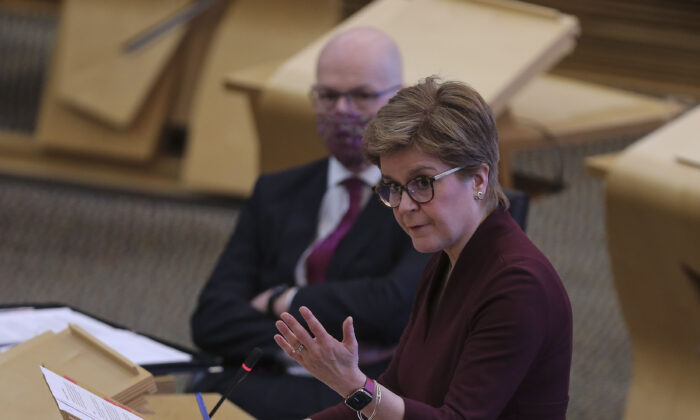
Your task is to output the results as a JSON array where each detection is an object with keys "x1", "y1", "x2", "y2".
[
  {"x1": 274, "y1": 309, "x2": 362, "y2": 397},
  {"x1": 274, "y1": 333, "x2": 293, "y2": 353},
  {"x1": 275, "y1": 320, "x2": 307, "y2": 359},
  {"x1": 280, "y1": 311, "x2": 314, "y2": 345},
  {"x1": 275, "y1": 319, "x2": 295, "y2": 342},
  {"x1": 299, "y1": 306, "x2": 330, "y2": 341},
  {"x1": 275, "y1": 308, "x2": 355, "y2": 363},
  {"x1": 341, "y1": 316, "x2": 358, "y2": 350}
]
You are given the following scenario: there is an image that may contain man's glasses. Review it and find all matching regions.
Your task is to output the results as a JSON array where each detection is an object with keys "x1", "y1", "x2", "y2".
[
  {"x1": 310, "y1": 85, "x2": 401, "y2": 112},
  {"x1": 374, "y1": 166, "x2": 465, "y2": 208}
]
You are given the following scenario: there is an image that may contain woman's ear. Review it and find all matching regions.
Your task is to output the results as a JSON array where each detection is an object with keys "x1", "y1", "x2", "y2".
[{"x1": 472, "y1": 164, "x2": 490, "y2": 196}]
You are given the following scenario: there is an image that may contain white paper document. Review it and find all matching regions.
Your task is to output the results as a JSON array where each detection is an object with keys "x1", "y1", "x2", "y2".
[
  {"x1": 40, "y1": 365, "x2": 145, "y2": 420},
  {"x1": 0, "y1": 307, "x2": 191, "y2": 365}
]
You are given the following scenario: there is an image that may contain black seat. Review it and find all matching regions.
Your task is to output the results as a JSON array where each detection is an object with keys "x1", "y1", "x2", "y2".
[{"x1": 504, "y1": 189, "x2": 529, "y2": 231}]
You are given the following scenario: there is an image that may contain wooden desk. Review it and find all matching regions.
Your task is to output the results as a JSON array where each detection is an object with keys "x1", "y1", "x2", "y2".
[
  {"x1": 601, "y1": 106, "x2": 700, "y2": 420},
  {"x1": 497, "y1": 74, "x2": 685, "y2": 188},
  {"x1": 0, "y1": 0, "x2": 341, "y2": 198},
  {"x1": 142, "y1": 393, "x2": 254, "y2": 420},
  {"x1": 583, "y1": 152, "x2": 619, "y2": 180}
]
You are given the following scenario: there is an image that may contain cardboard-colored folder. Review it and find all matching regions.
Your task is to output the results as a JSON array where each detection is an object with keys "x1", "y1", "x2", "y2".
[{"x1": 0, "y1": 324, "x2": 156, "y2": 419}]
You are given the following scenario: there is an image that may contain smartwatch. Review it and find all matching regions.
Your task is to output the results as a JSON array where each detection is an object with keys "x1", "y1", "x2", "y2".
[{"x1": 344, "y1": 376, "x2": 375, "y2": 411}]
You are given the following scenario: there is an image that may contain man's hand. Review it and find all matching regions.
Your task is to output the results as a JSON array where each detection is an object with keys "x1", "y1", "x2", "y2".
[
  {"x1": 250, "y1": 288, "x2": 275, "y2": 313},
  {"x1": 251, "y1": 287, "x2": 297, "y2": 316}
]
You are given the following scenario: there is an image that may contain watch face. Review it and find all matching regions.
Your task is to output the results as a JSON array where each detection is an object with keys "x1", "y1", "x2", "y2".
[{"x1": 344, "y1": 389, "x2": 373, "y2": 411}]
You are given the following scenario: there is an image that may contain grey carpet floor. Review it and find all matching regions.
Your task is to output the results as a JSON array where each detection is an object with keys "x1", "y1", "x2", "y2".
[{"x1": 0, "y1": 137, "x2": 634, "y2": 419}]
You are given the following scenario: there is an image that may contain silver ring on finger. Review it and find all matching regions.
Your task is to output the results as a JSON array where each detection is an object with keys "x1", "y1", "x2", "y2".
[{"x1": 291, "y1": 343, "x2": 304, "y2": 354}]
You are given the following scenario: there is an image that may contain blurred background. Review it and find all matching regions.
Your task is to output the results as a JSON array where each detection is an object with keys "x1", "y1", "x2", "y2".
[{"x1": 1, "y1": 1, "x2": 698, "y2": 419}]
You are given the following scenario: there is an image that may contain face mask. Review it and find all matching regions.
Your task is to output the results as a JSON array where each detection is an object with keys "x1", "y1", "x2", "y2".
[{"x1": 316, "y1": 113, "x2": 373, "y2": 171}]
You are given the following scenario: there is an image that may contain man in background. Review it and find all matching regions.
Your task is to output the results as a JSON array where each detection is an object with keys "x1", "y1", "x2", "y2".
[{"x1": 190, "y1": 27, "x2": 430, "y2": 419}]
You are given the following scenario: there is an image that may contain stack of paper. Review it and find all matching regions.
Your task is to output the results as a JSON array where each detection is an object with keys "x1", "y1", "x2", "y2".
[{"x1": 0, "y1": 306, "x2": 192, "y2": 366}]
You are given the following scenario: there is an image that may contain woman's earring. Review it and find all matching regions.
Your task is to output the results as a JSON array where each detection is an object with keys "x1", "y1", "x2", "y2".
[{"x1": 475, "y1": 191, "x2": 484, "y2": 200}]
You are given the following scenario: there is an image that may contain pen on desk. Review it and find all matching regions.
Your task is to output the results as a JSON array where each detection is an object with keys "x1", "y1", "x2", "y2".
[{"x1": 196, "y1": 393, "x2": 212, "y2": 420}]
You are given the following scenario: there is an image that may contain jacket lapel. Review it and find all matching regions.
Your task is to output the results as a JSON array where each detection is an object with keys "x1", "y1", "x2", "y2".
[
  {"x1": 277, "y1": 160, "x2": 328, "y2": 271},
  {"x1": 327, "y1": 194, "x2": 391, "y2": 275}
]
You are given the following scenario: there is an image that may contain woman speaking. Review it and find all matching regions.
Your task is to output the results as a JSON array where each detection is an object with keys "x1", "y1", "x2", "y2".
[{"x1": 274, "y1": 77, "x2": 573, "y2": 420}]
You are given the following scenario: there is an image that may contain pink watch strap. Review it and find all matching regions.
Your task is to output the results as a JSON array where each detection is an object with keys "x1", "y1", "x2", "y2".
[{"x1": 363, "y1": 376, "x2": 375, "y2": 395}]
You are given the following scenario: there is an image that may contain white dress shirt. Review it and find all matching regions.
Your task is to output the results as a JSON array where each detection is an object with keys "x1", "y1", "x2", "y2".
[{"x1": 294, "y1": 157, "x2": 381, "y2": 286}]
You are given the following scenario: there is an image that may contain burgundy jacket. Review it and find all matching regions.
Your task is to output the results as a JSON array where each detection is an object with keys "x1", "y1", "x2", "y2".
[{"x1": 312, "y1": 208, "x2": 573, "y2": 419}]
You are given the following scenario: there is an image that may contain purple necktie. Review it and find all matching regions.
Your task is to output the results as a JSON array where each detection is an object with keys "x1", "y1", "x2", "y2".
[{"x1": 306, "y1": 177, "x2": 364, "y2": 285}]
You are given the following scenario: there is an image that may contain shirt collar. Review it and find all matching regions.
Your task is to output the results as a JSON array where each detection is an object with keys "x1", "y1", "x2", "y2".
[{"x1": 327, "y1": 157, "x2": 381, "y2": 188}]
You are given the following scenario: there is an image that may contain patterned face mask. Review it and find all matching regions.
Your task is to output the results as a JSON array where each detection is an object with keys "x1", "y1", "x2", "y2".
[{"x1": 316, "y1": 113, "x2": 373, "y2": 171}]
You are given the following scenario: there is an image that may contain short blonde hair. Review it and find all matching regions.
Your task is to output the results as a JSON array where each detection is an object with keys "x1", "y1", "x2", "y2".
[{"x1": 363, "y1": 76, "x2": 508, "y2": 209}]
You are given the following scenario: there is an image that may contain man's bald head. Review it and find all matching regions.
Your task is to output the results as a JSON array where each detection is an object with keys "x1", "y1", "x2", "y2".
[
  {"x1": 313, "y1": 27, "x2": 403, "y2": 173},
  {"x1": 316, "y1": 26, "x2": 403, "y2": 94}
]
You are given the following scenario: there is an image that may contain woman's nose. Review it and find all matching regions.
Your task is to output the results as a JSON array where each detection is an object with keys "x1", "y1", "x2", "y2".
[{"x1": 397, "y1": 189, "x2": 419, "y2": 212}]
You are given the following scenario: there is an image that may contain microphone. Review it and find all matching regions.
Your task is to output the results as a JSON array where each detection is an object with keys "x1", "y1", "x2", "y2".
[{"x1": 208, "y1": 347, "x2": 263, "y2": 418}]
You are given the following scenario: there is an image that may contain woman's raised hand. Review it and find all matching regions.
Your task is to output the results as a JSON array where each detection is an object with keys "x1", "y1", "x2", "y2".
[{"x1": 274, "y1": 306, "x2": 366, "y2": 397}]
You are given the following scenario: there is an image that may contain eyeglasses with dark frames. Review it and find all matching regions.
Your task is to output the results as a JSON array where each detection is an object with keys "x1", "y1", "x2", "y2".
[
  {"x1": 310, "y1": 85, "x2": 402, "y2": 112},
  {"x1": 374, "y1": 166, "x2": 465, "y2": 208}
]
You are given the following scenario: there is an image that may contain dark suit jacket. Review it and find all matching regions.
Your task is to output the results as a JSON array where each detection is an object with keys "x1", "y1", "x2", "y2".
[{"x1": 191, "y1": 159, "x2": 430, "y2": 363}]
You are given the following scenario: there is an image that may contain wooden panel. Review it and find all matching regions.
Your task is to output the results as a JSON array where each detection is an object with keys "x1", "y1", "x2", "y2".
[
  {"x1": 257, "y1": 0, "x2": 580, "y2": 174},
  {"x1": 0, "y1": 132, "x2": 187, "y2": 197},
  {"x1": 507, "y1": 74, "x2": 685, "y2": 140},
  {"x1": 604, "y1": 106, "x2": 700, "y2": 420},
  {"x1": 167, "y1": 2, "x2": 225, "y2": 127},
  {"x1": 496, "y1": 74, "x2": 685, "y2": 188},
  {"x1": 36, "y1": 0, "x2": 181, "y2": 162},
  {"x1": 584, "y1": 152, "x2": 620, "y2": 180},
  {"x1": 0, "y1": 0, "x2": 59, "y2": 14},
  {"x1": 527, "y1": 0, "x2": 700, "y2": 98},
  {"x1": 182, "y1": 0, "x2": 342, "y2": 197},
  {"x1": 57, "y1": 0, "x2": 189, "y2": 129}
]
